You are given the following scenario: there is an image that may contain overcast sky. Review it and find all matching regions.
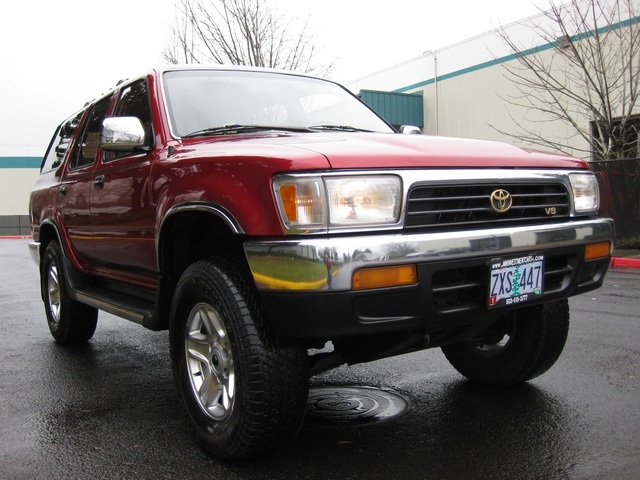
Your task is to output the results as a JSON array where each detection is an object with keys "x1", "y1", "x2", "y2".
[{"x1": 1, "y1": 0, "x2": 547, "y2": 153}]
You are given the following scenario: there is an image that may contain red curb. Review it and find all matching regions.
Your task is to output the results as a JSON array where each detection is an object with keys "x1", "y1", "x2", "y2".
[{"x1": 610, "y1": 257, "x2": 640, "y2": 269}]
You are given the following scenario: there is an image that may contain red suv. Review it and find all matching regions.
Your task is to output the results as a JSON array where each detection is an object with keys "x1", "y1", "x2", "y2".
[{"x1": 29, "y1": 66, "x2": 614, "y2": 459}]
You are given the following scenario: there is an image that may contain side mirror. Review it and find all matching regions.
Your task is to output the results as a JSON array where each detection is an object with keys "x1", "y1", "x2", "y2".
[
  {"x1": 100, "y1": 117, "x2": 147, "y2": 151},
  {"x1": 399, "y1": 125, "x2": 422, "y2": 135}
]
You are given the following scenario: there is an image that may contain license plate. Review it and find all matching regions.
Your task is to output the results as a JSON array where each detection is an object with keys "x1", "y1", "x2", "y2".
[{"x1": 488, "y1": 254, "x2": 544, "y2": 309}]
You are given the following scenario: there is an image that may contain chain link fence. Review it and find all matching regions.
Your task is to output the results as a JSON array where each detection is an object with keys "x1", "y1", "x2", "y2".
[{"x1": 590, "y1": 158, "x2": 640, "y2": 240}]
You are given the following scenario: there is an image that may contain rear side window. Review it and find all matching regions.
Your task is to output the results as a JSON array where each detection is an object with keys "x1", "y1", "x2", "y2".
[{"x1": 40, "y1": 110, "x2": 85, "y2": 173}]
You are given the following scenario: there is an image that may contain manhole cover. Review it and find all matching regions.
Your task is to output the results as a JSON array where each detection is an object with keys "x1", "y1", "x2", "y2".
[{"x1": 305, "y1": 386, "x2": 411, "y2": 426}]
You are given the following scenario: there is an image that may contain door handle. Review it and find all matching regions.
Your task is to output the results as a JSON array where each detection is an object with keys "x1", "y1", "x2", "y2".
[
  {"x1": 59, "y1": 185, "x2": 67, "y2": 196},
  {"x1": 93, "y1": 175, "x2": 105, "y2": 190}
]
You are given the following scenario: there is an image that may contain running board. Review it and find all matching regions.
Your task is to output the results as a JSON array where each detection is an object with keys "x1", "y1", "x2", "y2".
[{"x1": 74, "y1": 287, "x2": 155, "y2": 326}]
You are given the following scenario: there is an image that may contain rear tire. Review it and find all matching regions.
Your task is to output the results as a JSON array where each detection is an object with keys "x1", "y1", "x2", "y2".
[
  {"x1": 170, "y1": 257, "x2": 308, "y2": 460},
  {"x1": 41, "y1": 241, "x2": 98, "y2": 344},
  {"x1": 441, "y1": 300, "x2": 570, "y2": 386}
]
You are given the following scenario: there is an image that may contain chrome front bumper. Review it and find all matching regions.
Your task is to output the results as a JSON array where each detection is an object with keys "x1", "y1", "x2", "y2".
[{"x1": 244, "y1": 218, "x2": 614, "y2": 292}]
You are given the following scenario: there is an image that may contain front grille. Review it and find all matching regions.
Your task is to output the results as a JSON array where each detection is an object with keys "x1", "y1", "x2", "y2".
[{"x1": 406, "y1": 183, "x2": 570, "y2": 230}]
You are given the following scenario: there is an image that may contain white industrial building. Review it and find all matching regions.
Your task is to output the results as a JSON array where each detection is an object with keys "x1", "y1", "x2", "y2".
[{"x1": 349, "y1": 1, "x2": 639, "y2": 161}]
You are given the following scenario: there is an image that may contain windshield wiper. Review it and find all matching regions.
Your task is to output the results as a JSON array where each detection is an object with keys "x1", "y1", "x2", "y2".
[
  {"x1": 308, "y1": 124, "x2": 373, "y2": 132},
  {"x1": 182, "y1": 124, "x2": 309, "y2": 138}
]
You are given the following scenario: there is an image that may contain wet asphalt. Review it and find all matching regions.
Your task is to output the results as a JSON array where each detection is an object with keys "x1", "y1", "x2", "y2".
[{"x1": 1, "y1": 238, "x2": 639, "y2": 479}]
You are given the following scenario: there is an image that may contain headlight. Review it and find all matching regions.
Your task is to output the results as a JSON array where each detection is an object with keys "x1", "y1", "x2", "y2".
[
  {"x1": 569, "y1": 173, "x2": 599, "y2": 214},
  {"x1": 273, "y1": 174, "x2": 402, "y2": 233}
]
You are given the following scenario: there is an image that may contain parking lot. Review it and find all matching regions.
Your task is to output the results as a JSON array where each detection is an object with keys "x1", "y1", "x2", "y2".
[{"x1": 1, "y1": 238, "x2": 639, "y2": 479}]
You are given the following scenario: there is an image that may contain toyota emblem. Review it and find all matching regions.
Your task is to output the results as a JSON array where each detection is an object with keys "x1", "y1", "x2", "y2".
[{"x1": 490, "y1": 189, "x2": 513, "y2": 213}]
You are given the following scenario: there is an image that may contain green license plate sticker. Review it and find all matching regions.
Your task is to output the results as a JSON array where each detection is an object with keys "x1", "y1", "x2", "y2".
[{"x1": 488, "y1": 254, "x2": 544, "y2": 309}]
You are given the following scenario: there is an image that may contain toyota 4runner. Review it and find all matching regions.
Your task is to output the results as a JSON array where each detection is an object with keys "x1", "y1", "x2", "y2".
[{"x1": 29, "y1": 66, "x2": 614, "y2": 459}]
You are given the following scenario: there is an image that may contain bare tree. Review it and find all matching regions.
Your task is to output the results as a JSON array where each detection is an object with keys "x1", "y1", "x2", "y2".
[
  {"x1": 163, "y1": 0, "x2": 333, "y2": 78},
  {"x1": 494, "y1": 0, "x2": 640, "y2": 160}
]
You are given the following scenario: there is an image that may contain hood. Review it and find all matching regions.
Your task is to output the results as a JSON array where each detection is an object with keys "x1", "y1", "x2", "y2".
[{"x1": 180, "y1": 132, "x2": 588, "y2": 170}]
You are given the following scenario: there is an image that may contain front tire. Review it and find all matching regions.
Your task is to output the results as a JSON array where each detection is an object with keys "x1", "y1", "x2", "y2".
[
  {"x1": 441, "y1": 300, "x2": 570, "y2": 386},
  {"x1": 41, "y1": 241, "x2": 98, "y2": 344},
  {"x1": 170, "y1": 257, "x2": 308, "y2": 460}
]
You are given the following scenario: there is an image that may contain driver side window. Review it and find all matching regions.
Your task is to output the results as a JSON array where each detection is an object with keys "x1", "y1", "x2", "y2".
[
  {"x1": 71, "y1": 95, "x2": 113, "y2": 169},
  {"x1": 105, "y1": 79, "x2": 152, "y2": 161}
]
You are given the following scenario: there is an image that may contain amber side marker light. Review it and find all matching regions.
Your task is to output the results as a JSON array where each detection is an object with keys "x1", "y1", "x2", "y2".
[
  {"x1": 278, "y1": 184, "x2": 298, "y2": 222},
  {"x1": 352, "y1": 265, "x2": 417, "y2": 291},
  {"x1": 585, "y1": 241, "x2": 611, "y2": 261}
]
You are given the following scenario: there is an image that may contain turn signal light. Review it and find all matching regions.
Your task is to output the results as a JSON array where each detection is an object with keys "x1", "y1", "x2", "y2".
[
  {"x1": 278, "y1": 184, "x2": 298, "y2": 222},
  {"x1": 352, "y1": 265, "x2": 417, "y2": 290},
  {"x1": 584, "y1": 241, "x2": 611, "y2": 261}
]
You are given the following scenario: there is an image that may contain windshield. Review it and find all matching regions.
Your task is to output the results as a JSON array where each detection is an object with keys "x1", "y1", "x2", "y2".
[{"x1": 162, "y1": 69, "x2": 394, "y2": 137}]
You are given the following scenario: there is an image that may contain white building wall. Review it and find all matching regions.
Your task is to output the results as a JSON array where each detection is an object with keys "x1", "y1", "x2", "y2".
[
  {"x1": 347, "y1": 1, "x2": 637, "y2": 161},
  {"x1": 0, "y1": 144, "x2": 44, "y2": 220},
  {"x1": 0, "y1": 168, "x2": 40, "y2": 215},
  {"x1": 432, "y1": 52, "x2": 580, "y2": 153},
  {"x1": 347, "y1": 13, "x2": 562, "y2": 147}
]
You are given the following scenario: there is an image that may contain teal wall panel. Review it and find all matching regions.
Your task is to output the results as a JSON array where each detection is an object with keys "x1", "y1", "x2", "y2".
[
  {"x1": 359, "y1": 90, "x2": 424, "y2": 128},
  {"x1": 0, "y1": 157, "x2": 41, "y2": 168}
]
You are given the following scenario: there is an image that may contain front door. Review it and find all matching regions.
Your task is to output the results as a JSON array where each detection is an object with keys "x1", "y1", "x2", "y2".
[{"x1": 89, "y1": 79, "x2": 158, "y2": 284}]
